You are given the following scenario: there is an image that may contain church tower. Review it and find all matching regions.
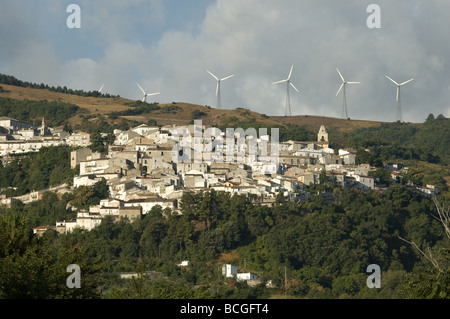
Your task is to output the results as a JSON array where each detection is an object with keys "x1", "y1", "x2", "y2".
[
  {"x1": 39, "y1": 117, "x2": 51, "y2": 136},
  {"x1": 317, "y1": 125, "x2": 328, "y2": 143}
]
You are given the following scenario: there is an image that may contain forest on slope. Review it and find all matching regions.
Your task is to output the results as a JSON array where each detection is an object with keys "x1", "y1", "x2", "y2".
[{"x1": 0, "y1": 181, "x2": 449, "y2": 299}]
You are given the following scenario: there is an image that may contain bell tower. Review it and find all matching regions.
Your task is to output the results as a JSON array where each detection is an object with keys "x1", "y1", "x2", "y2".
[{"x1": 318, "y1": 125, "x2": 328, "y2": 143}]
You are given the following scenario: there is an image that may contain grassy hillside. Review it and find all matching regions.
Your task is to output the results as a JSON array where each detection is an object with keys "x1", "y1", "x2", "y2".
[
  {"x1": 0, "y1": 84, "x2": 130, "y2": 126},
  {"x1": 270, "y1": 115, "x2": 384, "y2": 133},
  {"x1": 0, "y1": 82, "x2": 387, "y2": 133}
]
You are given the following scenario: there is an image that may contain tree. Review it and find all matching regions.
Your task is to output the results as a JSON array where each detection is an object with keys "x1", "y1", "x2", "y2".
[
  {"x1": 425, "y1": 113, "x2": 435, "y2": 124},
  {"x1": 109, "y1": 276, "x2": 193, "y2": 299},
  {"x1": 0, "y1": 214, "x2": 101, "y2": 298},
  {"x1": 355, "y1": 148, "x2": 373, "y2": 165},
  {"x1": 89, "y1": 132, "x2": 107, "y2": 154},
  {"x1": 71, "y1": 180, "x2": 110, "y2": 210},
  {"x1": 140, "y1": 219, "x2": 168, "y2": 258},
  {"x1": 369, "y1": 167, "x2": 391, "y2": 186},
  {"x1": 400, "y1": 198, "x2": 450, "y2": 299}
]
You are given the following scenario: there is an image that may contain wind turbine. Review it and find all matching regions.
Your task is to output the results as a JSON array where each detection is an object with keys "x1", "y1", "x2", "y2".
[
  {"x1": 385, "y1": 75, "x2": 414, "y2": 123},
  {"x1": 207, "y1": 70, "x2": 234, "y2": 109},
  {"x1": 336, "y1": 68, "x2": 360, "y2": 119},
  {"x1": 273, "y1": 65, "x2": 300, "y2": 117},
  {"x1": 136, "y1": 83, "x2": 160, "y2": 103}
]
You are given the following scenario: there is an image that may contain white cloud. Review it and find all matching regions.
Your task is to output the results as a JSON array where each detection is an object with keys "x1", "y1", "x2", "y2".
[{"x1": 1, "y1": 0, "x2": 450, "y2": 123}]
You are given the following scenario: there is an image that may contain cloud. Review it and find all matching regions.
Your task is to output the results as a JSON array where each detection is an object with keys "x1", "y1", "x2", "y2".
[{"x1": 1, "y1": 0, "x2": 450, "y2": 123}]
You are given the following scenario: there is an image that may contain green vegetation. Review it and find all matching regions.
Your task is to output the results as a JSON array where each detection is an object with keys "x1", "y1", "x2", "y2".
[
  {"x1": 336, "y1": 115, "x2": 450, "y2": 165},
  {"x1": 0, "y1": 97, "x2": 79, "y2": 127},
  {"x1": 109, "y1": 101, "x2": 160, "y2": 118},
  {"x1": 68, "y1": 180, "x2": 110, "y2": 211},
  {"x1": 0, "y1": 185, "x2": 448, "y2": 299},
  {"x1": 217, "y1": 118, "x2": 317, "y2": 143},
  {"x1": 0, "y1": 146, "x2": 78, "y2": 197},
  {"x1": 0, "y1": 73, "x2": 118, "y2": 98},
  {"x1": 72, "y1": 115, "x2": 135, "y2": 135},
  {"x1": 0, "y1": 214, "x2": 101, "y2": 298},
  {"x1": 191, "y1": 109, "x2": 207, "y2": 120},
  {"x1": 161, "y1": 104, "x2": 181, "y2": 114},
  {"x1": 89, "y1": 131, "x2": 116, "y2": 154}
]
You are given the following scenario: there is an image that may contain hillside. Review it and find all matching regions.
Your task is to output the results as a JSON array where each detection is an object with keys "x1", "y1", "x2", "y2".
[
  {"x1": 0, "y1": 83, "x2": 130, "y2": 126},
  {"x1": 0, "y1": 82, "x2": 389, "y2": 133},
  {"x1": 0, "y1": 78, "x2": 449, "y2": 301},
  {"x1": 269, "y1": 115, "x2": 384, "y2": 133}
]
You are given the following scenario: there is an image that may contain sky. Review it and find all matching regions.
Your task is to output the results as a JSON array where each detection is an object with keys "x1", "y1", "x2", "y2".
[{"x1": 1, "y1": 0, "x2": 449, "y2": 123}]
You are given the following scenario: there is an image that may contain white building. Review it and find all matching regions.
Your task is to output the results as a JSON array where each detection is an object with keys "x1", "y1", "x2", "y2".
[
  {"x1": 73, "y1": 175, "x2": 104, "y2": 188},
  {"x1": 236, "y1": 272, "x2": 259, "y2": 281},
  {"x1": 0, "y1": 116, "x2": 36, "y2": 132},
  {"x1": 132, "y1": 124, "x2": 159, "y2": 136},
  {"x1": 116, "y1": 130, "x2": 141, "y2": 145},
  {"x1": 339, "y1": 148, "x2": 357, "y2": 165},
  {"x1": 66, "y1": 132, "x2": 91, "y2": 147},
  {"x1": 0, "y1": 138, "x2": 64, "y2": 156},
  {"x1": 222, "y1": 264, "x2": 238, "y2": 278},
  {"x1": 75, "y1": 212, "x2": 103, "y2": 231},
  {"x1": 178, "y1": 260, "x2": 191, "y2": 267},
  {"x1": 123, "y1": 197, "x2": 177, "y2": 214}
]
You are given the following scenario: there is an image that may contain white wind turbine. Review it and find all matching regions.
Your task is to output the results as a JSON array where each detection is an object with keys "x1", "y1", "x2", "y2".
[
  {"x1": 207, "y1": 70, "x2": 234, "y2": 109},
  {"x1": 336, "y1": 68, "x2": 360, "y2": 119},
  {"x1": 385, "y1": 75, "x2": 414, "y2": 123},
  {"x1": 273, "y1": 65, "x2": 300, "y2": 117},
  {"x1": 136, "y1": 82, "x2": 160, "y2": 103}
]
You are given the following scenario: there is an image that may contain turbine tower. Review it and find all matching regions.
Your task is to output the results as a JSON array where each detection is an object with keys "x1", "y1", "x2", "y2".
[
  {"x1": 136, "y1": 83, "x2": 160, "y2": 103},
  {"x1": 336, "y1": 68, "x2": 360, "y2": 119},
  {"x1": 385, "y1": 75, "x2": 414, "y2": 123},
  {"x1": 207, "y1": 70, "x2": 234, "y2": 109},
  {"x1": 273, "y1": 65, "x2": 300, "y2": 117}
]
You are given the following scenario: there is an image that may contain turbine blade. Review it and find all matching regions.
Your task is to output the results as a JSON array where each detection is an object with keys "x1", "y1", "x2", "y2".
[
  {"x1": 98, "y1": 84, "x2": 104, "y2": 93},
  {"x1": 221, "y1": 75, "x2": 234, "y2": 81},
  {"x1": 216, "y1": 82, "x2": 219, "y2": 96},
  {"x1": 287, "y1": 65, "x2": 294, "y2": 80},
  {"x1": 147, "y1": 93, "x2": 160, "y2": 96},
  {"x1": 136, "y1": 83, "x2": 146, "y2": 94},
  {"x1": 396, "y1": 87, "x2": 400, "y2": 102},
  {"x1": 347, "y1": 82, "x2": 360, "y2": 84},
  {"x1": 400, "y1": 78, "x2": 414, "y2": 86},
  {"x1": 207, "y1": 70, "x2": 219, "y2": 81},
  {"x1": 385, "y1": 76, "x2": 399, "y2": 86},
  {"x1": 290, "y1": 82, "x2": 300, "y2": 93},
  {"x1": 273, "y1": 79, "x2": 288, "y2": 85},
  {"x1": 336, "y1": 68, "x2": 345, "y2": 82},
  {"x1": 336, "y1": 83, "x2": 344, "y2": 96}
]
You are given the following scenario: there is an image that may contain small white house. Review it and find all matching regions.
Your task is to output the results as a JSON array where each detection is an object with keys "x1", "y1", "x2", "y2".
[
  {"x1": 236, "y1": 272, "x2": 259, "y2": 281},
  {"x1": 222, "y1": 264, "x2": 238, "y2": 278},
  {"x1": 178, "y1": 260, "x2": 191, "y2": 267}
]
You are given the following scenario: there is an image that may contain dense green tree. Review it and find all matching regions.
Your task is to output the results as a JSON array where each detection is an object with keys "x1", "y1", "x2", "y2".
[
  {"x1": 0, "y1": 146, "x2": 77, "y2": 196},
  {"x1": 369, "y1": 167, "x2": 392, "y2": 186},
  {"x1": 71, "y1": 180, "x2": 110, "y2": 210},
  {"x1": 0, "y1": 214, "x2": 101, "y2": 298}
]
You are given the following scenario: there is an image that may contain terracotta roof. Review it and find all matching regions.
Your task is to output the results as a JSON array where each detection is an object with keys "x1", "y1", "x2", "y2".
[{"x1": 34, "y1": 225, "x2": 49, "y2": 230}]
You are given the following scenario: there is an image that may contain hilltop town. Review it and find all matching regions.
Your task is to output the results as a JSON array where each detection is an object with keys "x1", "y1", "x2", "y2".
[{"x1": 0, "y1": 115, "x2": 439, "y2": 237}]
